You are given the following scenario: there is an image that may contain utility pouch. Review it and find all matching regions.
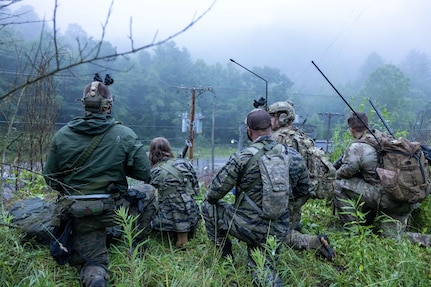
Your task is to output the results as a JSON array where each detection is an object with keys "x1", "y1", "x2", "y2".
[
  {"x1": 51, "y1": 197, "x2": 75, "y2": 227},
  {"x1": 69, "y1": 198, "x2": 115, "y2": 218}
]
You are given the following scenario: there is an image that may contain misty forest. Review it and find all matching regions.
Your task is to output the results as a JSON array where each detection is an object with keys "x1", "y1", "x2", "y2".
[
  {"x1": 3, "y1": 1, "x2": 431, "y2": 286},
  {"x1": 2, "y1": 3, "x2": 431, "y2": 175}
]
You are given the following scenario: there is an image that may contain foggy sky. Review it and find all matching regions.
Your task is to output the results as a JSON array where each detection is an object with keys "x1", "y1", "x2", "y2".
[{"x1": 19, "y1": 0, "x2": 431, "y2": 90}]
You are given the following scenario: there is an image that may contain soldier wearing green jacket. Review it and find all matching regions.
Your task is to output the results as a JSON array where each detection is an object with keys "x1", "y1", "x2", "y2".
[{"x1": 43, "y1": 76, "x2": 155, "y2": 287}]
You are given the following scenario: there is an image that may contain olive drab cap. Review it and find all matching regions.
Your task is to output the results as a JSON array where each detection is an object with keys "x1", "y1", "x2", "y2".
[
  {"x1": 268, "y1": 101, "x2": 296, "y2": 126},
  {"x1": 81, "y1": 74, "x2": 114, "y2": 113}
]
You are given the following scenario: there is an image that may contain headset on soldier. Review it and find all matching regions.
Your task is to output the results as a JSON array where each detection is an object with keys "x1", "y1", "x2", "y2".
[
  {"x1": 81, "y1": 73, "x2": 114, "y2": 114},
  {"x1": 268, "y1": 101, "x2": 296, "y2": 127}
]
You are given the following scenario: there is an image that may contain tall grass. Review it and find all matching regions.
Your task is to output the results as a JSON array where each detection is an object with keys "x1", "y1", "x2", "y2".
[{"x1": 2, "y1": 176, "x2": 431, "y2": 286}]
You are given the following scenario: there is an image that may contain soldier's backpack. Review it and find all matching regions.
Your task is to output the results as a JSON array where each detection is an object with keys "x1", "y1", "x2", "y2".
[
  {"x1": 272, "y1": 128, "x2": 336, "y2": 199},
  {"x1": 361, "y1": 134, "x2": 431, "y2": 204},
  {"x1": 8, "y1": 197, "x2": 55, "y2": 245},
  {"x1": 153, "y1": 158, "x2": 198, "y2": 201},
  {"x1": 306, "y1": 146, "x2": 336, "y2": 199},
  {"x1": 236, "y1": 141, "x2": 291, "y2": 220}
]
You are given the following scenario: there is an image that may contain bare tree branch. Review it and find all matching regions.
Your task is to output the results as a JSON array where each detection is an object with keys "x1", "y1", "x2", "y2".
[
  {"x1": 94, "y1": 0, "x2": 114, "y2": 58},
  {"x1": 0, "y1": 0, "x2": 217, "y2": 101},
  {"x1": 53, "y1": 0, "x2": 59, "y2": 69}
]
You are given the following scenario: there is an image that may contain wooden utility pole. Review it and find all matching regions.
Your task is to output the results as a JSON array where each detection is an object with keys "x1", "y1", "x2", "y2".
[
  {"x1": 177, "y1": 86, "x2": 213, "y2": 161},
  {"x1": 188, "y1": 89, "x2": 196, "y2": 160}
]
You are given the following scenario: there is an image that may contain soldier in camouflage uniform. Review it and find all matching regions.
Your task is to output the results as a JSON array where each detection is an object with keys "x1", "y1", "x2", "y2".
[
  {"x1": 334, "y1": 112, "x2": 431, "y2": 246},
  {"x1": 202, "y1": 109, "x2": 311, "y2": 286},
  {"x1": 268, "y1": 101, "x2": 335, "y2": 260},
  {"x1": 149, "y1": 137, "x2": 200, "y2": 248},
  {"x1": 43, "y1": 76, "x2": 156, "y2": 287}
]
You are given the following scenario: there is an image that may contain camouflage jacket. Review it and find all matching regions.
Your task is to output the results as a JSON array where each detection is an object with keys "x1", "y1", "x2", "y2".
[
  {"x1": 150, "y1": 157, "x2": 200, "y2": 200},
  {"x1": 336, "y1": 130, "x2": 381, "y2": 184},
  {"x1": 272, "y1": 126, "x2": 335, "y2": 199},
  {"x1": 271, "y1": 126, "x2": 314, "y2": 162},
  {"x1": 205, "y1": 135, "x2": 310, "y2": 235}
]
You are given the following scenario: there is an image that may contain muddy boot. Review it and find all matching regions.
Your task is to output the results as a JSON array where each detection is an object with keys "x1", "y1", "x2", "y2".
[
  {"x1": 312, "y1": 234, "x2": 336, "y2": 261},
  {"x1": 216, "y1": 238, "x2": 234, "y2": 261},
  {"x1": 176, "y1": 232, "x2": 188, "y2": 249},
  {"x1": 80, "y1": 264, "x2": 109, "y2": 287}
]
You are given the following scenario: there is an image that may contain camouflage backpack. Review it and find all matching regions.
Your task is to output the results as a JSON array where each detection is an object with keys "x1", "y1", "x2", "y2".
[
  {"x1": 153, "y1": 158, "x2": 198, "y2": 201},
  {"x1": 236, "y1": 141, "x2": 291, "y2": 220},
  {"x1": 272, "y1": 127, "x2": 336, "y2": 199},
  {"x1": 360, "y1": 133, "x2": 431, "y2": 204}
]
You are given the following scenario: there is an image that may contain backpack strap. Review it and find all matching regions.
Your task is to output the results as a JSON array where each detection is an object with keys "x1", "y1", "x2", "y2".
[
  {"x1": 238, "y1": 141, "x2": 277, "y2": 192},
  {"x1": 70, "y1": 124, "x2": 116, "y2": 170},
  {"x1": 235, "y1": 141, "x2": 279, "y2": 210},
  {"x1": 158, "y1": 159, "x2": 183, "y2": 183},
  {"x1": 157, "y1": 159, "x2": 189, "y2": 199}
]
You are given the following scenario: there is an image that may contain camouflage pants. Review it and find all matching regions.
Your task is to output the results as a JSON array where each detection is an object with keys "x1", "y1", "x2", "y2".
[
  {"x1": 288, "y1": 194, "x2": 310, "y2": 231},
  {"x1": 68, "y1": 209, "x2": 116, "y2": 267},
  {"x1": 127, "y1": 185, "x2": 158, "y2": 241},
  {"x1": 151, "y1": 191, "x2": 200, "y2": 233},
  {"x1": 333, "y1": 178, "x2": 431, "y2": 245},
  {"x1": 201, "y1": 201, "x2": 289, "y2": 247}
]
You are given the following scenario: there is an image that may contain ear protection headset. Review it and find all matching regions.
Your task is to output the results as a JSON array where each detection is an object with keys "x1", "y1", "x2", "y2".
[
  {"x1": 82, "y1": 80, "x2": 112, "y2": 113},
  {"x1": 279, "y1": 113, "x2": 289, "y2": 127}
]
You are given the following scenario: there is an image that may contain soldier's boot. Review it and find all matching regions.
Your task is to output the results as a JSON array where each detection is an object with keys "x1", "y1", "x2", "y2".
[
  {"x1": 247, "y1": 247, "x2": 282, "y2": 287},
  {"x1": 176, "y1": 232, "x2": 188, "y2": 249},
  {"x1": 80, "y1": 264, "x2": 109, "y2": 287},
  {"x1": 216, "y1": 238, "x2": 234, "y2": 260},
  {"x1": 312, "y1": 234, "x2": 336, "y2": 261}
]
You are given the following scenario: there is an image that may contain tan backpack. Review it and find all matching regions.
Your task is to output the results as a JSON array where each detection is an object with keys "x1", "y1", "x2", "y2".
[{"x1": 361, "y1": 135, "x2": 430, "y2": 204}]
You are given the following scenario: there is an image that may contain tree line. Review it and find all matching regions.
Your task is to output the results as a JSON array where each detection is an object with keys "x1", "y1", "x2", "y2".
[{"x1": 1, "y1": 3, "x2": 431, "y2": 174}]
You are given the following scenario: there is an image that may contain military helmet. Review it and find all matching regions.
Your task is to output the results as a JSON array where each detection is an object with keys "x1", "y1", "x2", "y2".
[
  {"x1": 268, "y1": 101, "x2": 296, "y2": 126},
  {"x1": 81, "y1": 74, "x2": 114, "y2": 113}
]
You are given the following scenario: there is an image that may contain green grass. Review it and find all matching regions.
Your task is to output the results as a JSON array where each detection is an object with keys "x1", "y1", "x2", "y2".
[
  {"x1": 2, "y1": 171, "x2": 431, "y2": 286},
  {"x1": 2, "y1": 197, "x2": 431, "y2": 287}
]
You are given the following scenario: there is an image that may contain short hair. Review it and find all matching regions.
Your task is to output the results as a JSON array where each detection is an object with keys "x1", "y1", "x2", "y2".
[
  {"x1": 347, "y1": 112, "x2": 369, "y2": 132},
  {"x1": 149, "y1": 137, "x2": 174, "y2": 165}
]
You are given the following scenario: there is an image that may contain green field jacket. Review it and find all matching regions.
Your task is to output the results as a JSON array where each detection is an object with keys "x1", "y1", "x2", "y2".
[{"x1": 43, "y1": 113, "x2": 151, "y2": 196}]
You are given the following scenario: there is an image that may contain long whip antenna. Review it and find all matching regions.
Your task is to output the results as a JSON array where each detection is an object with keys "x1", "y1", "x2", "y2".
[{"x1": 311, "y1": 61, "x2": 380, "y2": 145}]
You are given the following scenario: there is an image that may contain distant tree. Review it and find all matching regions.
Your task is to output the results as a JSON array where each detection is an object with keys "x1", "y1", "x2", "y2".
[
  {"x1": 252, "y1": 66, "x2": 294, "y2": 103},
  {"x1": 0, "y1": 0, "x2": 217, "y2": 210},
  {"x1": 360, "y1": 64, "x2": 411, "y2": 131},
  {"x1": 400, "y1": 50, "x2": 431, "y2": 97},
  {"x1": 0, "y1": 0, "x2": 217, "y2": 102},
  {"x1": 355, "y1": 52, "x2": 385, "y2": 88}
]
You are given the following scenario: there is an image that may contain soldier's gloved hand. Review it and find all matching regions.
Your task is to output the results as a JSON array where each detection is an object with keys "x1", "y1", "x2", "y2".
[{"x1": 333, "y1": 155, "x2": 343, "y2": 170}]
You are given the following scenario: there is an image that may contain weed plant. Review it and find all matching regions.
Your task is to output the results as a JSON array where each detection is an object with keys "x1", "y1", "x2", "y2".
[{"x1": 2, "y1": 177, "x2": 431, "y2": 286}]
